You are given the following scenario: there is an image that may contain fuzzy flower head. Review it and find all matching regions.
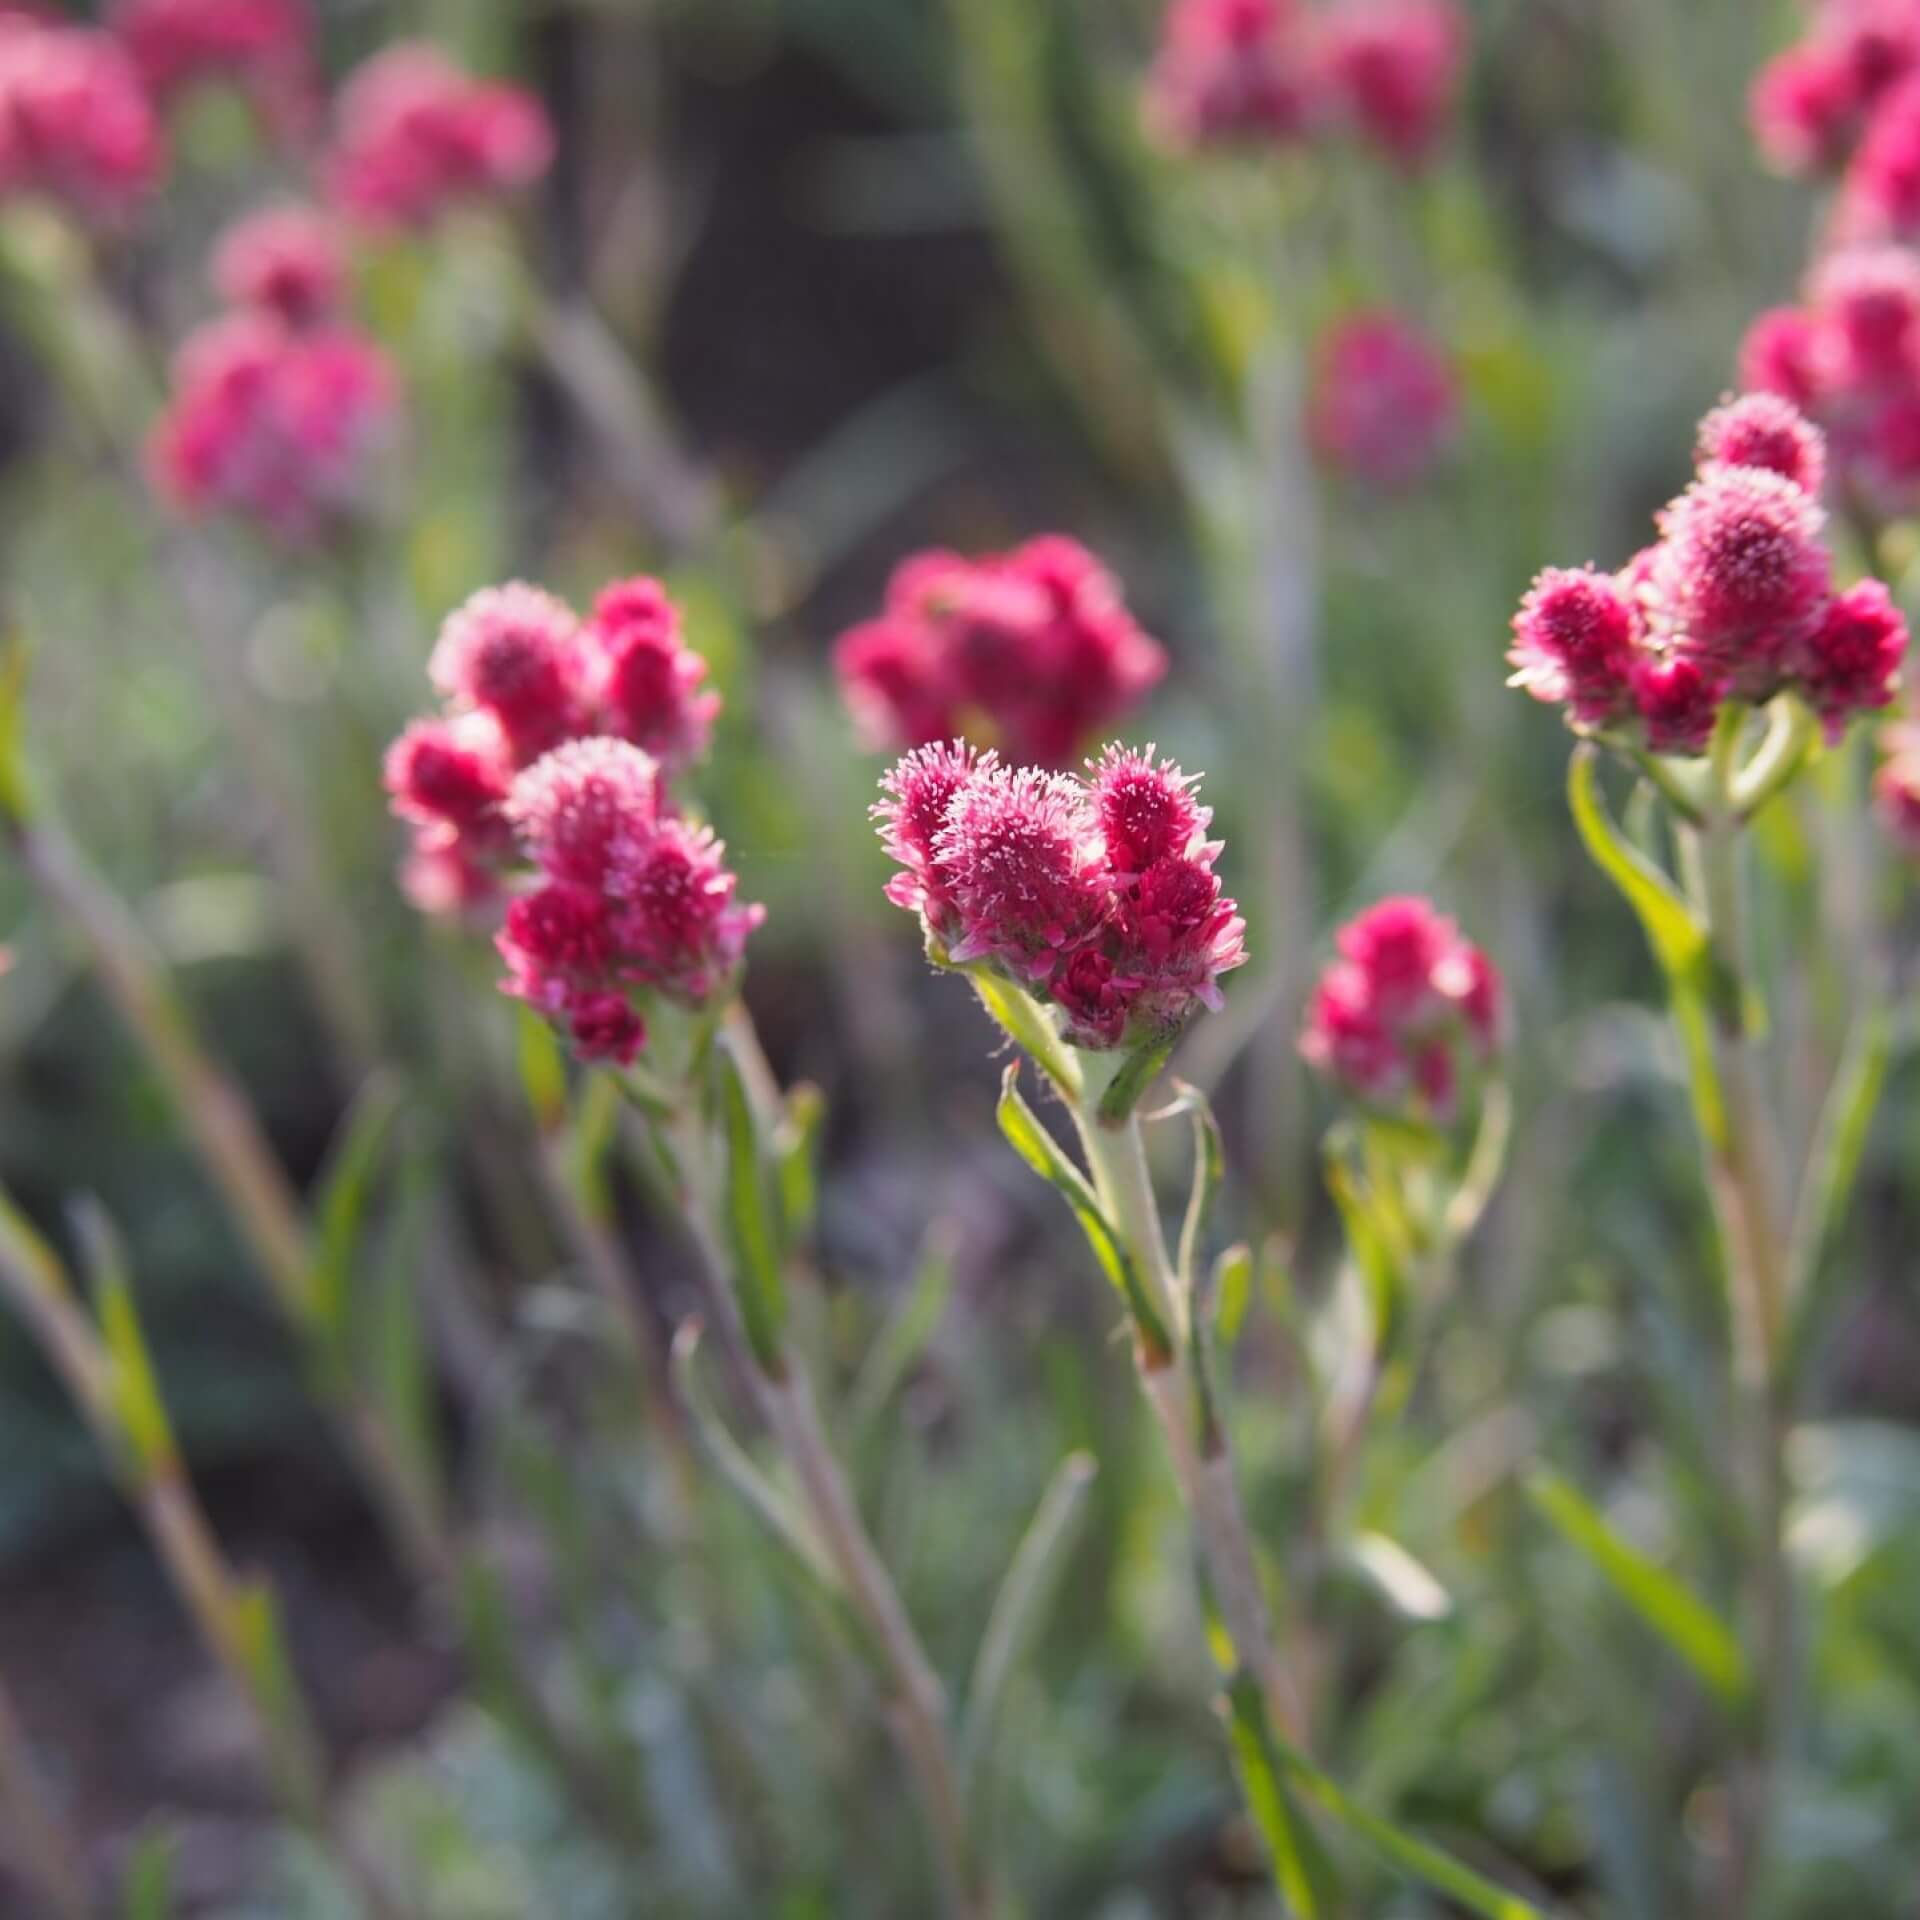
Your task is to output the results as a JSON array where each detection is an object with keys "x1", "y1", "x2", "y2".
[
  {"x1": 109, "y1": 0, "x2": 314, "y2": 138},
  {"x1": 0, "y1": 21, "x2": 163, "y2": 218},
  {"x1": 429, "y1": 583, "x2": 590, "y2": 765},
  {"x1": 582, "y1": 576, "x2": 721, "y2": 773},
  {"x1": 382, "y1": 712, "x2": 511, "y2": 841},
  {"x1": 878, "y1": 742, "x2": 1245, "y2": 1050},
  {"x1": 1301, "y1": 896, "x2": 1503, "y2": 1122},
  {"x1": 1145, "y1": 0, "x2": 1320, "y2": 151},
  {"x1": 1308, "y1": 311, "x2": 1459, "y2": 489},
  {"x1": 1322, "y1": 0, "x2": 1467, "y2": 170},
  {"x1": 504, "y1": 737, "x2": 662, "y2": 897},
  {"x1": 149, "y1": 310, "x2": 398, "y2": 542},
  {"x1": 1507, "y1": 393, "x2": 1901, "y2": 754},
  {"x1": 327, "y1": 42, "x2": 552, "y2": 231},
  {"x1": 836, "y1": 536, "x2": 1166, "y2": 768},
  {"x1": 212, "y1": 202, "x2": 348, "y2": 328}
]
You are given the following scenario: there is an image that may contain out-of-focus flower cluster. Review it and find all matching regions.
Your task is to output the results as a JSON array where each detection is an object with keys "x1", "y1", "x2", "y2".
[
  {"x1": 1509, "y1": 393, "x2": 1908, "y2": 753},
  {"x1": 1146, "y1": 0, "x2": 1467, "y2": 170},
  {"x1": 386, "y1": 578, "x2": 751, "y2": 1067},
  {"x1": 1300, "y1": 896, "x2": 1503, "y2": 1121},
  {"x1": 1751, "y1": 0, "x2": 1919, "y2": 178},
  {"x1": 836, "y1": 537, "x2": 1167, "y2": 769},
  {"x1": 110, "y1": 0, "x2": 314, "y2": 139},
  {"x1": 325, "y1": 42, "x2": 552, "y2": 231},
  {"x1": 1308, "y1": 310, "x2": 1459, "y2": 488},
  {"x1": 876, "y1": 741, "x2": 1246, "y2": 1050},
  {"x1": 0, "y1": 14, "x2": 164, "y2": 217},
  {"x1": 151, "y1": 200, "x2": 396, "y2": 541},
  {"x1": 1741, "y1": 246, "x2": 1920, "y2": 518}
]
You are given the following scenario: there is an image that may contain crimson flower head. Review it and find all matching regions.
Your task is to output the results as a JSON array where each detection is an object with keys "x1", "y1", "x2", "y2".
[
  {"x1": 836, "y1": 536, "x2": 1166, "y2": 768},
  {"x1": 1300, "y1": 896, "x2": 1503, "y2": 1122},
  {"x1": 149, "y1": 309, "x2": 398, "y2": 542},
  {"x1": 212, "y1": 202, "x2": 348, "y2": 328},
  {"x1": 1752, "y1": 39, "x2": 1867, "y2": 175},
  {"x1": 582, "y1": 576, "x2": 721, "y2": 773},
  {"x1": 429, "y1": 583, "x2": 591, "y2": 766},
  {"x1": 504, "y1": 736, "x2": 662, "y2": 897},
  {"x1": 383, "y1": 713, "x2": 511, "y2": 842},
  {"x1": 327, "y1": 42, "x2": 552, "y2": 231},
  {"x1": 109, "y1": 0, "x2": 314, "y2": 138},
  {"x1": 1308, "y1": 312, "x2": 1459, "y2": 489},
  {"x1": 1739, "y1": 308, "x2": 1824, "y2": 410},
  {"x1": 0, "y1": 19, "x2": 163, "y2": 219},
  {"x1": 1695, "y1": 391, "x2": 1828, "y2": 496},
  {"x1": 1145, "y1": 0, "x2": 1320, "y2": 151},
  {"x1": 1509, "y1": 392, "x2": 1902, "y2": 754},
  {"x1": 1322, "y1": 0, "x2": 1467, "y2": 171},
  {"x1": 1874, "y1": 718, "x2": 1920, "y2": 851},
  {"x1": 878, "y1": 741, "x2": 1246, "y2": 1050}
]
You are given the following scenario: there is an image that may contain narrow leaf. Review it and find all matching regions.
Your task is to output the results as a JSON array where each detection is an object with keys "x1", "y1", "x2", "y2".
[
  {"x1": 306, "y1": 1073, "x2": 404, "y2": 1353},
  {"x1": 961, "y1": 1452, "x2": 1097, "y2": 1804},
  {"x1": 1174, "y1": 1081, "x2": 1224, "y2": 1295},
  {"x1": 73, "y1": 1202, "x2": 177, "y2": 1482},
  {"x1": 567, "y1": 1071, "x2": 622, "y2": 1227},
  {"x1": 1212, "y1": 1242, "x2": 1255, "y2": 1348},
  {"x1": 515, "y1": 1004, "x2": 568, "y2": 1134},
  {"x1": 774, "y1": 1080, "x2": 827, "y2": 1250},
  {"x1": 0, "y1": 626, "x2": 29, "y2": 827},
  {"x1": 1527, "y1": 1469, "x2": 1747, "y2": 1710},
  {"x1": 968, "y1": 971, "x2": 1082, "y2": 1100},
  {"x1": 849, "y1": 1220, "x2": 958, "y2": 1437},
  {"x1": 120, "y1": 1825, "x2": 176, "y2": 1920},
  {"x1": 995, "y1": 1064, "x2": 1171, "y2": 1362},
  {"x1": 1566, "y1": 746, "x2": 1707, "y2": 979},
  {"x1": 1323, "y1": 1141, "x2": 1404, "y2": 1360},
  {"x1": 1222, "y1": 1672, "x2": 1339, "y2": 1917},
  {"x1": 717, "y1": 1042, "x2": 788, "y2": 1373}
]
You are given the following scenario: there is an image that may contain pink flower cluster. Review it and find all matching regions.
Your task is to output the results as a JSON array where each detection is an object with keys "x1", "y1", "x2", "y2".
[
  {"x1": 1751, "y1": 1, "x2": 1919, "y2": 176},
  {"x1": 149, "y1": 304, "x2": 397, "y2": 541},
  {"x1": 1874, "y1": 715, "x2": 1920, "y2": 849},
  {"x1": 0, "y1": 15, "x2": 163, "y2": 218},
  {"x1": 1308, "y1": 311, "x2": 1460, "y2": 488},
  {"x1": 213, "y1": 201, "x2": 348, "y2": 327},
  {"x1": 110, "y1": 0, "x2": 314, "y2": 138},
  {"x1": 385, "y1": 576, "x2": 723, "y2": 916},
  {"x1": 1146, "y1": 0, "x2": 1467, "y2": 170},
  {"x1": 1509, "y1": 393, "x2": 1908, "y2": 753},
  {"x1": 1740, "y1": 246, "x2": 1920, "y2": 517},
  {"x1": 836, "y1": 537, "x2": 1168, "y2": 769},
  {"x1": 1300, "y1": 896, "x2": 1503, "y2": 1120},
  {"x1": 876, "y1": 742, "x2": 1247, "y2": 1050},
  {"x1": 326, "y1": 42, "x2": 552, "y2": 231}
]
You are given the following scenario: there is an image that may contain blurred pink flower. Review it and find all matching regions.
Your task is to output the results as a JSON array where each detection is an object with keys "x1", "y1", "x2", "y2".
[
  {"x1": 1322, "y1": 0, "x2": 1466, "y2": 170},
  {"x1": 212, "y1": 202, "x2": 348, "y2": 328},
  {"x1": 326, "y1": 42, "x2": 552, "y2": 230},
  {"x1": 109, "y1": 0, "x2": 313, "y2": 138},
  {"x1": 1144, "y1": 0, "x2": 1320, "y2": 152},
  {"x1": 1308, "y1": 311, "x2": 1459, "y2": 488},
  {"x1": 836, "y1": 536, "x2": 1166, "y2": 768},
  {"x1": 0, "y1": 18, "x2": 163, "y2": 217},
  {"x1": 1695, "y1": 391, "x2": 1829, "y2": 495}
]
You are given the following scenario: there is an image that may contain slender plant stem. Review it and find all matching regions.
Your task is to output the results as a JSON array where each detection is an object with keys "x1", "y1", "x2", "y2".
[
  {"x1": 1682, "y1": 710, "x2": 1794, "y2": 1916},
  {"x1": 654, "y1": 1095, "x2": 987, "y2": 1918},
  {"x1": 1073, "y1": 1102, "x2": 1309, "y2": 1746}
]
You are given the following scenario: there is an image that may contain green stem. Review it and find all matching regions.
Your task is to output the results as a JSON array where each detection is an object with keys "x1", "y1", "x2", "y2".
[{"x1": 1680, "y1": 710, "x2": 1794, "y2": 1917}]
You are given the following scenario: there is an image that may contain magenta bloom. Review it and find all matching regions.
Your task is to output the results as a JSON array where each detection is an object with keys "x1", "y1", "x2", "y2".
[
  {"x1": 1308, "y1": 312, "x2": 1459, "y2": 488},
  {"x1": 1739, "y1": 308, "x2": 1825, "y2": 411},
  {"x1": 504, "y1": 736, "x2": 663, "y2": 897},
  {"x1": 1509, "y1": 391, "x2": 1904, "y2": 754},
  {"x1": 383, "y1": 714, "x2": 512, "y2": 843},
  {"x1": 109, "y1": 0, "x2": 313, "y2": 137},
  {"x1": 429, "y1": 583, "x2": 591, "y2": 767},
  {"x1": 1841, "y1": 70, "x2": 1920, "y2": 240},
  {"x1": 836, "y1": 536, "x2": 1166, "y2": 768},
  {"x1": 878, "y1": 742, "x2": 1245, "y2": 1049},
  {"x1": 1300, "y1": 896, "x2": 1503, "y2": 1121},
  {"x1": 0, "y1": 19, "x2": 163, "y2": 218},
  {"x1": 1322, "y1": 0, "x2": 1467, "y2": 170},
  {"x1": 1145, "y1": 0, "x2": 1320, "y2": 152},
  {"x1": 1695, "y1": 391, "x2": 1829, "y2": 496},
  {"x1": 326, "y1": 42, "x2": 552, "y2": 231},
  {"x1": 212, "y1": 202, "x2": 348, "y2": 328},
  {"x1": 583, "y1": 577, "x2": 721, "y2": 774},
  {"x1": 149, "y1": 310, "x2": 398, "y2": 542},
  {"x1": 1750, "y1": 2, "x2": 1920, "y2": 177}
]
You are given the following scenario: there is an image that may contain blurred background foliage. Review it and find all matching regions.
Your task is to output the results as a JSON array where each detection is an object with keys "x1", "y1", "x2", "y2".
[{"x1": 5, "y1": 0, "x2": 1920, "y2": 1915}]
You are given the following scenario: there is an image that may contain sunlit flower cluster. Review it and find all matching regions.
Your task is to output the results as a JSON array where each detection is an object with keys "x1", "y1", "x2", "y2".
[
  {"x1": 836, "y1": 537, "x2": 1167, "y2": 769},
  {"x1": 0, "y1": 16, "x2": 164, "y2": 218},
  {"x1": 1509, "y1": 393, "x2": 1908, "y2": 752},
  {"x1": 1146, "y1": 0, "x2": 1467, "y2": 170},
  {"x1": 1308, "y1": 311, "x2": 1460, "y2": 488},
  {"x1": 876, "y1": 742, "x2": 1246, "y2": 1050},
  {"x1": 1300, "y1": 896, "x2": 1503, "y2": 1121},
  {"x1": 325, "y1": 42, "x2": 552, "y2": 230}
]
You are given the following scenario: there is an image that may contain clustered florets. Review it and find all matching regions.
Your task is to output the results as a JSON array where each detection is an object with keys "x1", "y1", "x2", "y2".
[
  {"x1": 212, "y1": 202, "x2": 348, "y2": 327},
  {"x1": 836, "y1": 536, "x2": 1167, "y2": 769},
  {"x1": 1509, "y1": 393, "x2": 1908, "y2": 753},
  {"x1": 1146, "y1": 0, "x2": 1466, "y2": 169},
  {"x1": 876, "y1": 742, "x2": 1246, "y2": 1050},
  {"x1": 1300, "y1": 896, "x2": 1504, "y2": 1121},
  {"x1": 110, "y1": 0, "x2": 314, "y2": 138},
  {"x1": 325, "y1": 41, "x2": 552, "y2": 231},
  {"x1": 148, "y1": 307, "x2": 399, "y2": 541},
  {"x1": 386, "y1": 578, "x2": 754, "y2": 1067},
  {"x1": 1750, "y1": 1, "x2": 1919, "y2": 178},
  {"x1": 1740, "y1": 248, "x2": 1920, "y2": 517},
  {"x1": 0, "y1": 16, "x2": 164, "y2": 218},
  {"x1": 1307, "y1": 311, "x2": 1460, "y2": 488}
]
